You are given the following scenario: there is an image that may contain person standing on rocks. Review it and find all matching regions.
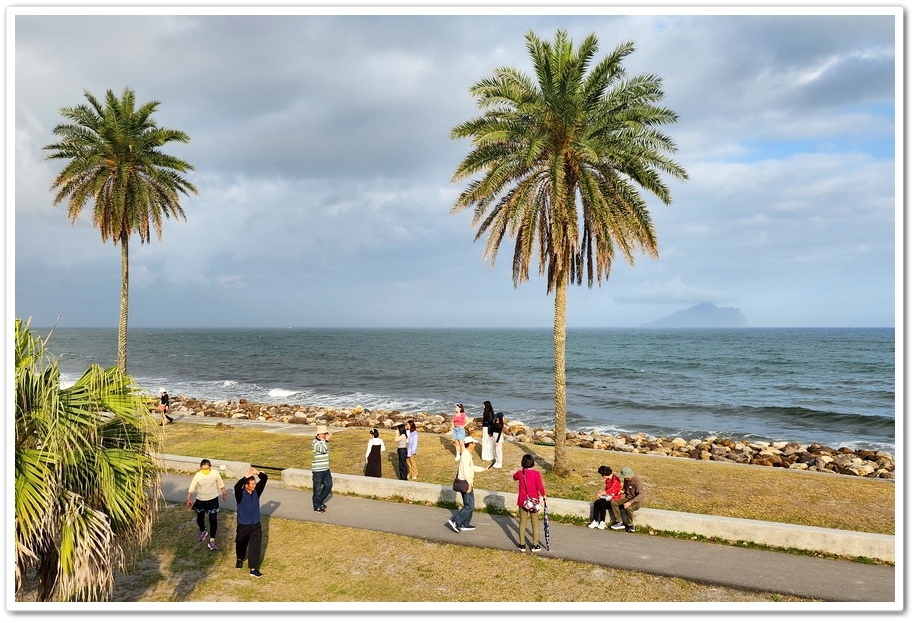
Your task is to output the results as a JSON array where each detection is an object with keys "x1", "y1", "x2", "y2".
[
  {"x1": 311, "y1": 425, "x2": 333, "y2": 512},
  {"x1": 609, "y1": 466, "x2": 644, "y2": 532},
  {"x1": 490, "y1": 411, "x2": 506, "y2": 468},
  {"x1": 406, "y1": 420, "x2": 419, "y2": 480},
  {"x1": 234, "y1": 467, "x2": 268, "y2": 578},
  {"x1": 451, "y1": 403, "x2": 468, "y2": 461},
  {"x1": 480, "y1": 400, "x2": 495, "y2": 462},
  {"x1": 158, "y1": 388, "x2": 173, "y2": 425}
]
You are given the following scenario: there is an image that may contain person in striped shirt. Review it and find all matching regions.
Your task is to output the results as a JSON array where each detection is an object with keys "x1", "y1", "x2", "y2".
[{"x1": 311, "y1": 425, "x2": 333, "y2": 512}]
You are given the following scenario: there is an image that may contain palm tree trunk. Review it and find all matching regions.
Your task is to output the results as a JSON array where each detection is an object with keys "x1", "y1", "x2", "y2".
[
  {"x1": 117, "y1": 236, "x2": 129, "y2": 373},
  {"x1": 552, "y1": 279, "x2": 569, "y2": 477}
]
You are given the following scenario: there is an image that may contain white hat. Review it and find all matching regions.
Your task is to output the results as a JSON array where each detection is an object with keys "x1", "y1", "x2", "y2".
[
  {"x1": 159, "y1": 388, "x2": 166, "y2": 393},
  {"x1": 465, "y1": 437, "x2": 478, "y2": 445},
  {"x1": 316, "y1": 425, "x2": 329, "y2": 435}
]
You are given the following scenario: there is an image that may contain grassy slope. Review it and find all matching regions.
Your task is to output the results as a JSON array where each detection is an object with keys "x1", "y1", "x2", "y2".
[{"x1": 159, "y1": 423, "x2": 895, "y2": 535}]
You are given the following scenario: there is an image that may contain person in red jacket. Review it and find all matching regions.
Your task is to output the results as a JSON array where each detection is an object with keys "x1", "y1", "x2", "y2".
[
  {"x1": 587, "y1": 465, "x2": 622, "y2": 529},
  {"x1": 513, "y1": 454, "x2": 546, "y2": 552}
]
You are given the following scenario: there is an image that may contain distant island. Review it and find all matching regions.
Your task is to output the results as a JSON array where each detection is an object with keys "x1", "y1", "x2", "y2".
[{"x1": 642, "y1": 303, "x2": 749, "y2": 328}]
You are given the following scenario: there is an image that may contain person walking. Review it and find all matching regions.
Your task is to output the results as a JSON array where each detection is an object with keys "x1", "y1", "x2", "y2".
[
  {"x1": 451, "y1": 403, "x2": 468, "y2": 461},
  {"x1": 480, "y1": 400, "x2": 495, "y2": 462},
  {"x1": 158, "y1": 388, "x2": 173, "y2": 425},
  {"x1": 312, "y1": 425, "x2": 333, "y2": 512},
  {"x1": 186, "y1": 459, "x2": 228, "y2": 551},
  {"x1": 234, "y1": 467, "x2": 268, "y2": 578},
  {"x1": 513, "y1": 454, "x2": 546, "y2": 552},
  {"x1": 609, "y1": 466, "x2": 645, "y2": 532},
  {"x1": 587, "y1": 466, "x2": 622, "y2": 529},
  {"x1": 364, "y1": 428, "x2": 385, "y2": 478},
  {"x1": 490, "y1": 410, "x2": 506, "y2": 468},
  {"x1": 394, "y1": 422, "x2": 409, "y2": 481},
  {"x1": 406, "y1": 420, "x2": 419, "y2": 480},
  {"x1": 447, "y1": 436, "x2": 490, "y2": 533}
]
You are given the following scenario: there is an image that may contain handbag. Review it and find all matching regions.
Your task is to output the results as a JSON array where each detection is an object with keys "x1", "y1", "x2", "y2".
[
  {"x1": 521, "y1": 469, "x2": 540, "y2": 513},
  {"x1": 452, "y1": 468, "x2": 469, "y2": 493}
]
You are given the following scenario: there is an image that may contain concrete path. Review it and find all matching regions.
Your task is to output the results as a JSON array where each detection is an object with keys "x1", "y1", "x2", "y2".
[{"x1": 161, "y1": 471, "x2": 896, "y2": 604}]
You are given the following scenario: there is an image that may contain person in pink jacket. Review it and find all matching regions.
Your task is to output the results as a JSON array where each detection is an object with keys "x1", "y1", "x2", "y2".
[{"x1": 512, "y1": 454, "x2": 546, "y2": 552}]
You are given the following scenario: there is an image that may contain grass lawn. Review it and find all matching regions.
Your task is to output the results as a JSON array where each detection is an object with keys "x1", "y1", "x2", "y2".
[{"x1": 158, "y1": 422, "x2": 895, "y2": 535}]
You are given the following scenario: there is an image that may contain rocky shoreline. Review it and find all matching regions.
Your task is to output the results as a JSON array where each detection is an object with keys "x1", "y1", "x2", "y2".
[{"x1": 167, "y1": 396, "x2": 895, "y2": 480}]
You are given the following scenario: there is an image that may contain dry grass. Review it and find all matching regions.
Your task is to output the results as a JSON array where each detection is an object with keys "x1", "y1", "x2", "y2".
[
  {"x1": 94, "y1": 503, "x2": 811, "y2": 604},
  {"x1": 160, "y1": 422, "x2": 895, "y2": 535},
  {"x1": 19, "y1": 421, "x2": 889, "y2": 605}
]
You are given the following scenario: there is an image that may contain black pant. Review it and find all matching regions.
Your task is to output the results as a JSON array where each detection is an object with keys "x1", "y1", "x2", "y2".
[
  {"x1": 235, "y1": 522, "x2": 262, "y2": 570},
  {"x1": 196, "y1": 510, "x2": 218, "y2": 537},
  {"x1": 397, "y1": 447, "x2": 408, "y2": 480},
  {"x1": 591, "y1": 498, "x2": 613, "y2": 522}
]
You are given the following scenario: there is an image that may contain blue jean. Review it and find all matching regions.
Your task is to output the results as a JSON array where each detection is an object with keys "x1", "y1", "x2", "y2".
[
  {"x1": 453, "y1": 489, "x2": 475, "y2": 528},
  {"x1": 312, "y1": 469, "x2": 333, "y2": 509}
]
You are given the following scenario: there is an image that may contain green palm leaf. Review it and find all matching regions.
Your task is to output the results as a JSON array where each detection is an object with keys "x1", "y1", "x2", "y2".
[
  {"x1": 44, "y1": 87, "x2": 198, "y2": 372},
  {"x1": 451, "y1": 30, "x2": 688, "y2": 476},
  {"x1": 14, "y1": 319, "x2": 161, "y2": 601}
]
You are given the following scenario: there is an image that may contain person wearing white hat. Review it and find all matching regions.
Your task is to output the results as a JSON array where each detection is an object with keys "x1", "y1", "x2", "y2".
[{"x1": 447, "y1": 436, "x2": 491, "y2": 533}]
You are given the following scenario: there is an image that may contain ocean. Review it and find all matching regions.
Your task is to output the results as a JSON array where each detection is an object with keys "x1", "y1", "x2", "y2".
[{"x1": 42, "y1": 327, "x2": 896, "y2": 455}]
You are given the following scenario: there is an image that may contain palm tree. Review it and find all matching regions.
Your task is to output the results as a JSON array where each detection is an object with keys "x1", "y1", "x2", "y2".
[
  {"x1": 44, "y1": 87, "x2": 198, "y2": 372},
  {"x1": 14, "y1": 318, "x2": 161, "y2": 601},
  {"x1": 450, "y1": 30, "x2": 688, "y2": 476}
]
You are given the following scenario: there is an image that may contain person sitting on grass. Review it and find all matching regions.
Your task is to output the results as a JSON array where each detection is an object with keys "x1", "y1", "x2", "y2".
[{"x1": 609, "y1": 466, "x2": 644, "y2": 532}]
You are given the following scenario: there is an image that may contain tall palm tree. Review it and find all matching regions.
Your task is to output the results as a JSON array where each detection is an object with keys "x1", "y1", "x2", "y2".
[
  {"x1": 14, "y1": 318, "x2": 161, "y2": 601},
  {"x1": 44, "y1": 87, "x2": 198, "y2": 372},
  {"x1": 450, "y1": 30, "x2": 688, "y2": 476}
]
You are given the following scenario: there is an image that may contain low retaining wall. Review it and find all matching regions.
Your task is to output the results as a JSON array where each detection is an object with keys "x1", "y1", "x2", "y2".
[{"x1": 156, "y1": 454, "x2": 895, "y2": 563}]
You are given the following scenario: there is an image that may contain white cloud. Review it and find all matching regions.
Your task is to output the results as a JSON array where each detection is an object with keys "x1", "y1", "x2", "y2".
[{"x1": 11, "y1": 8, "x2": 898, "y2": 329}]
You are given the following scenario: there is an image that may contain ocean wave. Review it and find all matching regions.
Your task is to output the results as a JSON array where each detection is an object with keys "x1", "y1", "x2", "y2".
[{"x1": 268, "y1": 388, "x2": 300, "y2": 399}]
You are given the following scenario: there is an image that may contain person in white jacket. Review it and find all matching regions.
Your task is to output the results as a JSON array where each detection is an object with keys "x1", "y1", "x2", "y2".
[
  {"x1": 447, "y1": 437, "x2": 491, "y2": 532},
  {"x1": 186, "y1": 459, "x2": 228, "y2": 551}
]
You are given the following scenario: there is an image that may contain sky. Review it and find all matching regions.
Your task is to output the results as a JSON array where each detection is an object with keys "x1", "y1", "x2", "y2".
[{"x1": 7, "y1": 3, "x2": 902, "y2": 329}]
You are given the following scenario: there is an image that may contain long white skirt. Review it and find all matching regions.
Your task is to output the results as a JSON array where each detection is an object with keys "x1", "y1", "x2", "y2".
[{"x1": 481, "y1": 426, "x2": 494, "y2": 461}]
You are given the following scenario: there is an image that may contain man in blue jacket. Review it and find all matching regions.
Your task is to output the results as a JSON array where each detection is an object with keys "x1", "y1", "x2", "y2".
[{"x1": 234, "y1": 467, "x2": 268, "y2": 578}]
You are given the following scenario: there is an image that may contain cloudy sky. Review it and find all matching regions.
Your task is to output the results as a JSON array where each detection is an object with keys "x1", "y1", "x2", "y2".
[{"x1": 9, "y1": 4, "x2": 901, "y2": 329}]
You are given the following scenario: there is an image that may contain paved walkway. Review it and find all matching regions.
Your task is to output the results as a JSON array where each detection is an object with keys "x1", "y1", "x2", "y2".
[{"x1": 161, "y1": 468, "x2": 896, "y2": 603}]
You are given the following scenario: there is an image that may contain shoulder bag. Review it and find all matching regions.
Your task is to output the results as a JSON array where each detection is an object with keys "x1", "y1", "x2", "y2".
[
  {"x1": 453, "y1": 467, "x2": 469, "y2": 493},
  {"x1": 520, "y1": 469, "x2": 540, "y2": 513}
]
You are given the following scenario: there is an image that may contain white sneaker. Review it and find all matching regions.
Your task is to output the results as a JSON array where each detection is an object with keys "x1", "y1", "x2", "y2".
[
  {"x1": 493, "y1": 463, "x2": 502, "y2": 468},
  {"x1": 587, "y1": 521, "x2": 599, "y2": 529},
  {"x1": 597, "y1": 521, "x2": 606, "y2": 530},
  {"x1": 455, "y1": 454, "x2": 460, "y2": 461}
]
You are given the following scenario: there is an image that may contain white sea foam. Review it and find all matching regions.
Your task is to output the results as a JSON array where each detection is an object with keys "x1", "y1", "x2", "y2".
[{"x1": 268, "y1": 388, "x2": 300, "y2": 398}]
